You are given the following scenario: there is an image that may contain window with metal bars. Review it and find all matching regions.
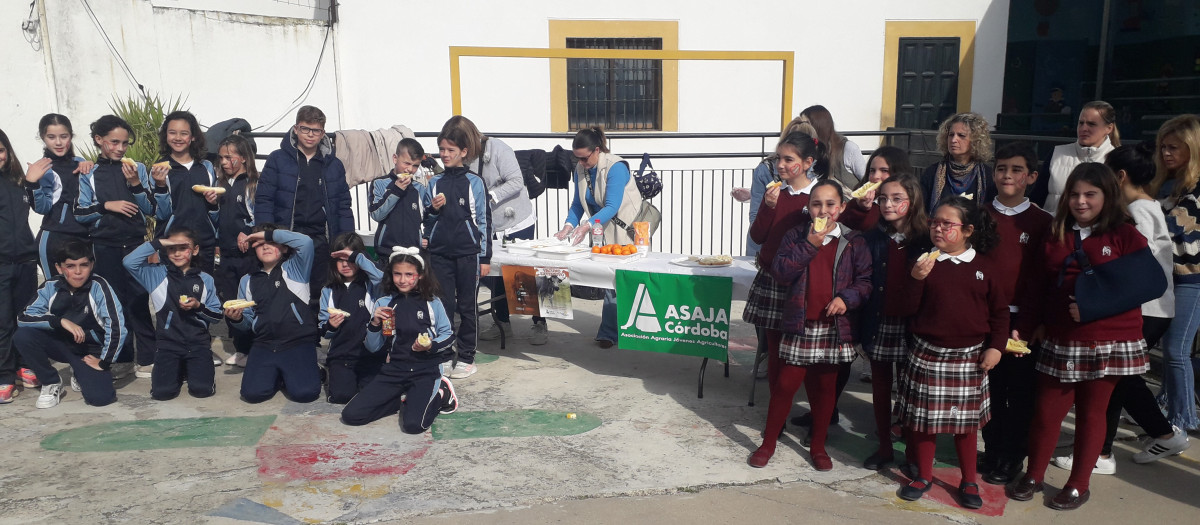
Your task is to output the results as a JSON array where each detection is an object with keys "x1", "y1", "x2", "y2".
[{"x1": 566, "y1": 37, "x2": 663, "y2": 131}]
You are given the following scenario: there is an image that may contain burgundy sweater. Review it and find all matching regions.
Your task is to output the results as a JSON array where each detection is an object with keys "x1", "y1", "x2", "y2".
[
  {"x1": 1016, "y1": 223, "x2": 1147, "y2": 342},
  {"x1": 900, "y1": 254, "x2": 1010, "y2": 350},
  {"x1": 750, "y1": 190, "x2": 810, "y2": 268},
  {"x1": 841, "y1": 200, "x2": 881, "y2": 232},
  {"x1": 987, "y1": 204, "x2": 1052, "y2": 310}
]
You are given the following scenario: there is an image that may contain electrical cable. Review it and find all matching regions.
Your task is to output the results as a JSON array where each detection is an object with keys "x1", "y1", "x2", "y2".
[
  {"x1": 78, "y1": 0, "x2": 147, "y2": 99},
  {"x1": 252, "y1": 24, "x2": 332, "y2": 131}
]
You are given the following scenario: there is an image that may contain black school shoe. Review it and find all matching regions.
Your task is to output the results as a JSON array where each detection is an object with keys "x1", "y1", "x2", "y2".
[
  {"x1": 958, "y1": 481, "x2": 984, "y2": 509},
  {"x1": 863, "y1": 450, "x2": 897, "y2": 471},
  {"x1": 898, "y1": 478, "x2": 933, "y2": 501},
  {"x1": 1048, "y1": 486, "x2": 1090, "y2": 511},
  {"x1": 983, "y1": 458, "x2": 1023, "y2": 485}
]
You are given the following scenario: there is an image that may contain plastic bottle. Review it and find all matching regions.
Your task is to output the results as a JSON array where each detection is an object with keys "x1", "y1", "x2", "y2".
[{"x1": 591, "y1": 219, "x2": 604, "y2": 247}]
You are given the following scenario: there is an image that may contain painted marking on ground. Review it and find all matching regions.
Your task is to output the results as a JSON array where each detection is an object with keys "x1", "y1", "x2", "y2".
[
  {"x1": 474, "y1": 352, "x2": 499, "y2": 364},
  {"x1": 888, "y1": 466, "x2": 1007, "y2": 517},
  {"x1": 256, "y1": 443, "x2": 428, "y2": 482},
  {"x1": 40, "y1": 415, "x2": 277, "y2": 452},
  {"x1": 208, "y1": 497, "x2": 304, "y2": 525},
  {"x1": 432, "y1": 409, "x2": 602, "y2": 440},
  {"x1": 829, "y1": 427, "x2": 957, "y2": 468}
]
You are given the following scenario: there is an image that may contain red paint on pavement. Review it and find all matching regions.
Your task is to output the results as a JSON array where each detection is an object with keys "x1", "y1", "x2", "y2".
[
  {"x1": 256, "y1": 443, "x2": 429, "y2": 482},
  {"x1": 889, "y1": 466, "x2": 1007, "y2": 517}
]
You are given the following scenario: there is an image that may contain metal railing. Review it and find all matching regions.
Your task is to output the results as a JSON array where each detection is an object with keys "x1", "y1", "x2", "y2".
[{"x1": 242, "y1": 128, "x2": 1103, "y2": 257}]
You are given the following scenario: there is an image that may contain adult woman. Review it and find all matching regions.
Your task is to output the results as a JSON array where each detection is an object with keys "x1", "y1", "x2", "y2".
[
  {"x1": 554, "y1": 127, "x2": 642, "y2": 347},
  {"x1": 1034, "y1": 101, "x2": 1120, "y2": 212},
  {"x1": 442, "y1": 116, "x2": 546, "y2": 346},
  {"x1": 1155, "y1": 114, "x2": 1200, "y2": 431},
  {"x1": 801, "y1": 105, "x2": 865, "y2": 189},
  {"x1": 919, "y1": 113, "x2": 994, "y2": 214}
]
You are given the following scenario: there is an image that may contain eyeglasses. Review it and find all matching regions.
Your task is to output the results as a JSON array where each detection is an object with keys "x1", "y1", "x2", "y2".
[
  {"x1": 296, "y1": 125, "x2": 325, "y2": 136},
  {"x1": 876, "y1": 196, "x2": 909, "y2": 206},
  {"x1": 930, "y1": 219, "x2": 964, "y2": 231},
  {"x1": 574, "y1": 150, "x2": 595, "y2": 163}
]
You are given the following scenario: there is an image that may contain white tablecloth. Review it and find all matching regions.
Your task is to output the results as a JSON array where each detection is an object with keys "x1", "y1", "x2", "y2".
[{"x1": 488, "y1": 250, "x2": 758, "y2": 297}]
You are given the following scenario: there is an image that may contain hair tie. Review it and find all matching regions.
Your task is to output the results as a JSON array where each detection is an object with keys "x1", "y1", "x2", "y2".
[
  {"x1": 812, "y1": 138, "x2": 819, "y2": 146},
  {"x1": 389, "y1": 246, "x2": 424, "y2": 270}
]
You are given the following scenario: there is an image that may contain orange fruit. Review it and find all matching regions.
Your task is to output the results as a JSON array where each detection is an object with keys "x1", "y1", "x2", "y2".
[{"x1": 592, "y1": 246, "x2": 601, "y2": 253}]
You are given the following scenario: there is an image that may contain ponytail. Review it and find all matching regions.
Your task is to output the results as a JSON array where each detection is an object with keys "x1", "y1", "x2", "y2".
[{"x1": 572, "y1": 127, "x2": 610, "y2": 153}]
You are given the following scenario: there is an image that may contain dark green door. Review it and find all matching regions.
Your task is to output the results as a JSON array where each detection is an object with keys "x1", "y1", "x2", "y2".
[{"x1": 896, "y1": 37, "x2": 960, "y2": 129}]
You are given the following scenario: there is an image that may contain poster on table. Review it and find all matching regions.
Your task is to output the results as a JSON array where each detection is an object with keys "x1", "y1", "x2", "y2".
[
  {"x1": 501, "y1": 265, "x2": 573, "y2": 320},
  {"x1": 615, "y1": 270, "x2": 732, "y2": 361}
]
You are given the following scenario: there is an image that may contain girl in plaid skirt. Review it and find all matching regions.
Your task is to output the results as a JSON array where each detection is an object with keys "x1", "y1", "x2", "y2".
[
  {"x1": 896, "y1": 196, "x2": 1006, "y2": 509},
  {"x1": 1008, "y1": 164, "x2": 1152, "y2": 510},
  {"x1": 748, "y1": 180, "x2": 873, "y2": 470},
  {"x1": 744, "y1": 131, "x2": 829, "y2": 396},
  {"x1": 856, "y1": 175, "x2": 930, "y2": 471}
]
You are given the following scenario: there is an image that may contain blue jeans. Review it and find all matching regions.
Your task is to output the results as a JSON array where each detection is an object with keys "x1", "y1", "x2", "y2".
[
  {"x1": 1158, "y1": 282, "x2": 1200, "y2": 430},
  {"x1": 597, "y1": 289, "x2": 618, "y2": 343}
]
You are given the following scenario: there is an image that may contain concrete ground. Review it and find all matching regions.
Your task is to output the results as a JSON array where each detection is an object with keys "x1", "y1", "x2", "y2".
[{"x1": 1, "y1": 297, "x2": 1197, "y2": 524}]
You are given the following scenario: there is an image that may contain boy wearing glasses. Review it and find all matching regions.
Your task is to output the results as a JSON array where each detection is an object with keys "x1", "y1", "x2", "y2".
[
  {"x1": 123, "y1": 227, "x2": 223, "y2": 400},
  {"x1": 256, "y1": 106, "x2": 354, "y2": 308},
  {"x1": 979, "y1": 142, "x2": 1051, "y2": 484}
]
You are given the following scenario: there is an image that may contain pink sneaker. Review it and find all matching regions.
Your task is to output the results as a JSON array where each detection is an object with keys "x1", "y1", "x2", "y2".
[
  {"x1": 0, "y1": 384, "x2": 16, "y2": 404},
  {"x1": 18, "y1": 368, "x2": 38, "y2": 388}
]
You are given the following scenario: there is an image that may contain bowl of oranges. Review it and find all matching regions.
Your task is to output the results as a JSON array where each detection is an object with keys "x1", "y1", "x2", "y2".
[{"x1": 590, "y1": 243, "x2": 645, "y2": 262}]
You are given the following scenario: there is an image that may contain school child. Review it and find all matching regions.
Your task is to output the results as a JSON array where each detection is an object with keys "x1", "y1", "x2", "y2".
[
  {"x1": 978, "y1": 143, "x2": 1053, "y2": 485},
  {"x1": 27, "y1": 114, "x2": 93, "y2": 279},
  {"x1": 75, "y1": 115, "x2": 158, "y2": 379},
  {"x1": 744, "y1": 131, "x2": 829, "y2": 399},
  {"x1": 15, "y1": 238, "x2": 126, "y2": 408},
  {"x1": 369, "y1": 139, "x2": 432, "y2": 260},
  {"x1": 225, "y1": 225, "x2": 321, "y2": 403},
  {"x1": 424, "y1": 126, "x2": 489, "y2": 380},
  {"x1": 748, "y1": 179, "x2": 872, "y2": 470},
  {"x1": 1050, "y1": 143, "x2": 1190, "y2": 474},
  {"x1": 1009, "y1": 164, "x2": 1151, "y2": 510},
  {"x1": 895, "y1": 196, "x2": 1006, "y2": 509},
  {"x1": 341, "y1": 247, "x2": 459, "y2": 431},
  {"x1": 792, "y1": 145, "x2": 916, "y2": 431},
  {"x1": 123, "y1": 227, "x2": 223, "y2": 400},
  {"x1": 0, "y1": 128, "x2": 39, "y2": 402},
  {"x1": 214, "y1": 135, "x2": 259, "y2": 367},
  {"x1": 150, "y1": 111, "x2": 220, "y2": 274},
  {"x1": 318, "y1": 232, "x2": 386, "y2": 404},
  {"x1": 854, "y1": 175, "x2": 930, "y2": 470},
  {"x1": 256, "y1": 106, "x2": 355, "y2": 308}
]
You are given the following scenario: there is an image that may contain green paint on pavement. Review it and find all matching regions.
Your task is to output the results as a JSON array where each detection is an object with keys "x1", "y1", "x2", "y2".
[
  {"x1": 432, "y1": 410, "x2": 601, "y2": 440},
  {"x1": 41, "y1": 415, "x2": 277, "y2": 452},
  {"x1": 830, "y1": 427, "x2": 954, "y2": 468},
  {"x1": 475, "y1": 352, "x2": 499, "y2": 364}
]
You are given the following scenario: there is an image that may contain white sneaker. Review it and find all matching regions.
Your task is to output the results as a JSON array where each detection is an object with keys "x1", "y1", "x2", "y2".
[
  {"x1": 1051, "y1": 454, "x2": 1116, "y2": 475},
  {"x1": 1133, "y1": 426, "x2": 1191, "y2": 463},
  {"x1": 36, "y1": 383, "x2": 64, "y2": 409},
  {"x1": 448, "y1": 362, "x2": 477, "y2": 379},
  {"x1": 110, "y1": 362, "x2": 135, "y2": 380},
  {"x1": 134, "y1": 364, "x2": 154, "y2": 378},
  {"x1": 529, "y1": 323, "x2": 548, "y2": 345},
  {"x1": 479, "y1": 322, "x2": 512, "y2": 341},
  {"x1": 212, "y1": 353, "x2": 223, "y2": 367},
  {"x1": 70, "y1": 376, "x2": 81, "y2": 392}
]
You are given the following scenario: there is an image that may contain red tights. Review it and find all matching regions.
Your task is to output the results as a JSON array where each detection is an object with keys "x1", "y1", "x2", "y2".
[
  {"x1": 765, "y1": 329, "x2": 783, "y2": 395},
  {"x1": 1026, "y1": 373, "x2": 1119, "y2": 493},
  {"x1": 759, "y1": 363, "x2": 840, "y2": 456},
  {"x1": 869, "y1": 360, "x2": 898, "y2": 459},
  {"x1": 908, "y1": 430, "x2": 979, "y2": 486}
]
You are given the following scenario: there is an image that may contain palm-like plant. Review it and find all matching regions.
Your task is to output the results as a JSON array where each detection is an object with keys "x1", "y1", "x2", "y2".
[{"x1": 79, "y1": 93, "x2": 188, "y2": 164}]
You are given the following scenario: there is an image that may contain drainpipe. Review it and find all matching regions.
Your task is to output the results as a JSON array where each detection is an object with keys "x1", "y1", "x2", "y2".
[
  {"x1": 1094, "y1": 0, "x2": 1111, "y2": 100},
  {"x1": 330, "y1": 0, "x2": 347, "y2": 129},
  {"x1": 36, "y1": 0, "x2": 61, "y2": 113}
]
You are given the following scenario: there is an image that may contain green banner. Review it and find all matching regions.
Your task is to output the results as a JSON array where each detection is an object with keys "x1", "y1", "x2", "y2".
[{"x1": 616, "y1": 270, "x2": 732, "y2": 361}]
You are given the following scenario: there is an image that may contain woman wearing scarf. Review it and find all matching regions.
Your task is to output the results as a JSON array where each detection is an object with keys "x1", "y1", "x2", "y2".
[{"x1": 919, "y1": 113, "x2": 995, "y2": 214}]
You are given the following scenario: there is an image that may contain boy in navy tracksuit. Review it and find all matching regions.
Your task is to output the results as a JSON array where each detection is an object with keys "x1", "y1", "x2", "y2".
[
  {"x1": 225, "y1": 225, "x2": 321, "y2": 403},
  {"x1": 318, "y1": 232, "x2": 386, "y2": 403},
  {"x1": 425, "y1": 129, "x2": 489, "y2": 380},
  {"x1": 255, "y1": 106, "x2": 354, "y2": 308},
  {"x1": 16, "y1": 239, "x2": 126, "y2": 408},
  {"x1": 75, "y1": 132, "x2": 158, "y2": 375},
  {"x1": 369, "y1": 139, "x2": 432, "y2": 263},
  {"x1": 123, "y1": 227, "x2": 224, "y2": 400},
  {"x1": 341, "y1": 249, "x2": 458, "y2": 431},
  {"x1": 151, "y1": 111, "x2": 221, "y2": 274}
]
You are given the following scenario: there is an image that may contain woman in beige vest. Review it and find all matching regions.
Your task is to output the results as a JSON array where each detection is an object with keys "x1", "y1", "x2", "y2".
[{"x1": 553, "y1": 128, "x2": 642, "y2": 347}]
